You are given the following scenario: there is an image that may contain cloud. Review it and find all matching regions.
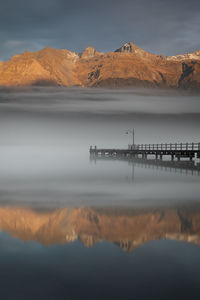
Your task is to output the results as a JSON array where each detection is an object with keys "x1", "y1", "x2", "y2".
[
  {"x1": 0, "y1": 0, "x2": 200, "y2": 60},
  {"x1": 0, "y1": 39, "x2": 45, "y2": 61}
]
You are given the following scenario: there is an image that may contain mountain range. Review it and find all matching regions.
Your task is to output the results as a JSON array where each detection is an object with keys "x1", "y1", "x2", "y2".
[{"x1": 0, "y1": 42, "x2": 200, "y2": 91}]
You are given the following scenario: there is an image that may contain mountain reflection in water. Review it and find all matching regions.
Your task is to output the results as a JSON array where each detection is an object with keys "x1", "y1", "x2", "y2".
[{"x1": 1, "y1": 205, "x2": 200, "y2": 250}]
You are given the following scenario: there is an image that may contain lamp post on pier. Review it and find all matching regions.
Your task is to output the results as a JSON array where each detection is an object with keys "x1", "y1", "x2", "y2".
[{"x1": 126, "y1": 128, "x2": 135, "y2": 149}]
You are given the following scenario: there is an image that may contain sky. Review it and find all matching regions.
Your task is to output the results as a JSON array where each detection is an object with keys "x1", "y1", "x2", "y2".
[{"x1": 0, "y1": 0, "x2": 200, "y2": 61}]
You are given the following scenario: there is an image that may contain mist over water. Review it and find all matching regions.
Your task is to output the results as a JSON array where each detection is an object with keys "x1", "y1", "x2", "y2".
[
  {"x1": 0, "y1": 87, "x2": 200, "y2": 148},
  {"x1": 0, "y1": 87, "x2": 200, "y2": 300},
  {"x1": 0, "y1": 87, "x2": 200, "y2": 207}
]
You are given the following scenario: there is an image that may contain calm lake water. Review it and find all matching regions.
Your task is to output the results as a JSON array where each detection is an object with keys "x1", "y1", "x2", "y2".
[{"x1": 0, "y1": 87, "x2": 200, "y2": 299}]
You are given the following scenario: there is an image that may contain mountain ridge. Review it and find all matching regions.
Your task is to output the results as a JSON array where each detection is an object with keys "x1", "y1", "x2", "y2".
[{"x1": 0, "y1": 42, "x2": 200, "y2": 91}]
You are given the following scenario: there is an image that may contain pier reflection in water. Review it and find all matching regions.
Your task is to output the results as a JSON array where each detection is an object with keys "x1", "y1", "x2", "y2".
[
  {"x1": 1, "y1": 153, "x2": 200, "y2": 299},
  {"x1": 90, "y1": 155, "x2": 200, "y2": 178}
]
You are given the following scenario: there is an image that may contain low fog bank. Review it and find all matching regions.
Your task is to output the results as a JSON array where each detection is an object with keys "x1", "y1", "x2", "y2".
[
  {"x1": 0, "y1": 86, "x2": 200, "y2": 115},
  {"x1": 0, "y1": 87, "x2": 199, "y2": 149}
]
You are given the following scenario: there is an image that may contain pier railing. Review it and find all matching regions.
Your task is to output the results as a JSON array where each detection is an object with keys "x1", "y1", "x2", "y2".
[{"x1": 129, "y1": 143, "x2": 200, "y2": 151}]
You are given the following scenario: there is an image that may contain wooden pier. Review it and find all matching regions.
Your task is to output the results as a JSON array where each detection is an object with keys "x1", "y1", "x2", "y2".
[{"x1": 90, "y1": 143, "x2": 200, "y2": 161}]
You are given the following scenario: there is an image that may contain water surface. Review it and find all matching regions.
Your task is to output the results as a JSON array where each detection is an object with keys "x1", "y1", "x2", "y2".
[{"x1": 0, "y1": 87, "x2": 200, "y2": 299}]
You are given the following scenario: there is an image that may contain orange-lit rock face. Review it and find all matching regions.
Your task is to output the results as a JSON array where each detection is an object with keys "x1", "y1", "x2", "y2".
[
  {"x1": 0, "y1": 206, "x2": 200, "y2": 251},
  {"x1": 80, "y1": 46, "x2": 100, "y2": 59},
  {"x1": 0, "y1": 42, "x2": 200, "y2": 91},
  {"x1": 0, "y1": 47, "x2": 80, "y2": 87}
]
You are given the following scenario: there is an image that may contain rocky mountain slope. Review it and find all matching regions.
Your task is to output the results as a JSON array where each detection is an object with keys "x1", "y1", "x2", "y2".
[
  {"x1": 0, "y1": 206, "x2": 200, "y2": 251},
  {"x1": 0, "y1": 42, "x2": 200, "y2": 91}
]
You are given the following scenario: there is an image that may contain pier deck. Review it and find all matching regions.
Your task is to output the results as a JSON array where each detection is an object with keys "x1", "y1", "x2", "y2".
[{"x1": 90, "y1": 143, "x2": 200, "y2": 161}]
